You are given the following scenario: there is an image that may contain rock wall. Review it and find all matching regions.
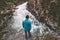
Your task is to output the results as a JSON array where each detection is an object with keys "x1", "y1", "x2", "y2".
[
  {"x1": 0, "y1": 10, "x2": 13, "y2": 40},
  {"x1": 27, "y1": 0, "x2": 60, "y2": 33},
  {"x1": 0, "y1": 0, "x2": 28, "y2": 40}
]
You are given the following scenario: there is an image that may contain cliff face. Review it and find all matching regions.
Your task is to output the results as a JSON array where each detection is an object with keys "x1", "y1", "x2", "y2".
[
  {"x1": 27, "y1": 0, "x2": 60, "y2": 33},
  {"x1": 0, "y1": 0, "x2": 29, "y2": 40},
  {"x1": 0, "y1": 10, "x2": 13, "y2": 40}
]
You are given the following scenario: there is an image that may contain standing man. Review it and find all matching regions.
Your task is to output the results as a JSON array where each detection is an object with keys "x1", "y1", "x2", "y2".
[{"x1": 22, "y1": 15, "x2": 32, "y2": 40}]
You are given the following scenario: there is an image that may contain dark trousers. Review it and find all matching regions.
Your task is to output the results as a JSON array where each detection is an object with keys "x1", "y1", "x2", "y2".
[{"x1": 25, "y1": 30, "x2": 31, "y2": 39}]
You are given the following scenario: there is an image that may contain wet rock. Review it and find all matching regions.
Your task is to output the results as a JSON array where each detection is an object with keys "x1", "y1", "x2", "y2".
[
  {"x1": 0, "y1": 10, "x2": 13, "y2": 40},
  {"x1": 27, "y1": 0, "x2": 60, "y2": 33}
]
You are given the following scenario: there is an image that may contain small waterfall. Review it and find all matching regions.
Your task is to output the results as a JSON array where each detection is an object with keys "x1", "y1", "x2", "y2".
[{"x1": 9, "y1": 2, "x2": 52, "y2": 35}]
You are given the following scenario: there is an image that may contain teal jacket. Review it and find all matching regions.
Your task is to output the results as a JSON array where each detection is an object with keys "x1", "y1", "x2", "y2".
[{"x1": 22, "y1": 19, "x2": 31, "y2": 31}]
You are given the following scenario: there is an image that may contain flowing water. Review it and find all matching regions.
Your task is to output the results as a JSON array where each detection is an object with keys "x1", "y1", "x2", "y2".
[{"x1": 8, "y1": 2, "x2": 52, "y2": 35}]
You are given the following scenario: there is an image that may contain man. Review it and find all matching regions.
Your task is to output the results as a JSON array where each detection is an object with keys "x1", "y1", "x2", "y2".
[{"x1": 22, "y1": 15, "x2": 32, "y2": 39}]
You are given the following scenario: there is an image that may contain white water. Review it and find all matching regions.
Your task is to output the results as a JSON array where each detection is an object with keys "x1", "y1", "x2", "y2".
[{"x1": 10, "y1": 2, "x2": 51, "y2": 35}]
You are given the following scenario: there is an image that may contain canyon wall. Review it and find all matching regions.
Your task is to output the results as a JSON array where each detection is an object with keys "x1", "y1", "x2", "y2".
[
  {"x1": 0, "y1": 0, "x2": 28, "y2": 40},
  {"x1": 27, "y1": 0, "x2": 60, "y2": 33}
]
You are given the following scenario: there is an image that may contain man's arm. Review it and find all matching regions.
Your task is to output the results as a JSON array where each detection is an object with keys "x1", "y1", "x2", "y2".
[
  {"x1": 29, "y1": 21, "x2": 32, "y2": 28},
  {"x1": 22, "y1": 21, "x2": 24, "y2": 28}
]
